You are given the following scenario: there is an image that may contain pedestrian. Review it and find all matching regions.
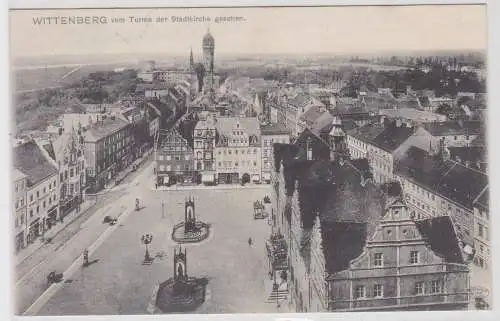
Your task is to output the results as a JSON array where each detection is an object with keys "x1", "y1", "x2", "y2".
[
  {"x1": 83, "y1": 249, "x2": 89, "y2": 266},
  {"x1": 248, "y1": 237, "x2": 252, "y2": 246},
  {"x1": 155, "y1": 183, "x2": 158, "y2": 189}
]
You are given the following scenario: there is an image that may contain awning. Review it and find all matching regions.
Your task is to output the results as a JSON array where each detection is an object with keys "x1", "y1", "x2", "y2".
[
  {"x1": 202, "y1": 173, "x2": 215, "y2": 183},
  {"x1": 252, "y1": 174, "x2": 260, "y2": 182},
  {"x1": 263, "y1": 173, "x2": 271, "y2": 181}
]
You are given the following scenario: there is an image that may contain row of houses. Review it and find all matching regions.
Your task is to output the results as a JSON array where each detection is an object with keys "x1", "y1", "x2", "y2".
[
  {"x1": 12, "y1": 85, "x2": 188, "y2": 253},
  {"x1": 268, "y1": 116, "x2": 483, "y2": 311},
  {"x1": 153, "y1": 116, "x2": 291, "y2": 186}
]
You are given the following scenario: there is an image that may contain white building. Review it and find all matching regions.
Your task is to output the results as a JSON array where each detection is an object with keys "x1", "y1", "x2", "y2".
[
  {"x1": 13, "y1": 140, "x2": 59, "y2": 246},
  {"x1": 214, "y1": 117, "x2": 262, "y2": 184},
  {"x1": 13, "y1": 169, "x2": 28, "y2": 252},
  {"x1": 260, "y1": 123, "x2": 291, "y2": 183}
]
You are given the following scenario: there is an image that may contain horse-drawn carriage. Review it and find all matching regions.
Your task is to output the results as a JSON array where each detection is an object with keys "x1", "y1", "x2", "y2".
[{"x1": 253, "y1": 200, "x2": 269, "y2": 219}]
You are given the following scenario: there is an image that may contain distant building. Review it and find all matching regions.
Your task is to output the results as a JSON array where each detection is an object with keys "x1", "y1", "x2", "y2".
[
  {"x1": 378, "y1": 108, "x2": 447, "y2": 124},
  {"x1": 422, "y1": 121, "x2": 483, "y2": 147},
  {"x1": 13, "y1": 140, "x2": 59, "y2": 246},
  {"x1": 154, "y1": 129, "x2": 195, "y2": 186},
  {"x1": 346, "y1": 120, "x2": 438, "y2": 183},
  {"x1": 83, "y1": 116, "x2": 132, "y2": 192},
  {"x1": 260, "y1": 123, "x2": 290, "y2": 183}
]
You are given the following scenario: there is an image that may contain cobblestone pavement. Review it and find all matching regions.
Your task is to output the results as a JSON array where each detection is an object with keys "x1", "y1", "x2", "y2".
[{"x1": 37, "y1": 186, "x2": 280, "y2": 315}]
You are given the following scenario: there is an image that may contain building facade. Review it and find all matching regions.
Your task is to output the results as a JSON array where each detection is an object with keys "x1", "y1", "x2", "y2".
[
  {"x1": 261, "y1": 123, "x2": 291, "y2": 183},
  {"x1": 13, "y1": 169, "x2": 28, "y2": 252},
  {"x1": 214, "y1": 117, "x2": 262, "y2": 184},
  {"x1": 154, "y1": 129, "x2": 195, "y2": 186},
  {"x1": 395, "y1": 146, "x2": 488, "y2": 270},
  {"x1": 328, "y1": 199, "x2": 470, "y2": 311},
  {"x1": 83, "y1": 116, "x2": 132, "y2": 192},
  {"x1": 347, "y1": 120, "x2": 438, "y2": 184},
  {"x1": 193, "y1": 118, "x2": 217, "y2": 184},
  {"x1": 40, "y1": 128, "x2": 87, "y2": 219},
  {"x1": 14, "y1": 140, "x2": 59, "y2": 246}
]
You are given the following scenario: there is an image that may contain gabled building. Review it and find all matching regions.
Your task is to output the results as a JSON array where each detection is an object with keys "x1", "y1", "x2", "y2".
[
  {"x1": 193, "y1": 117, "x2": 217, "y2": 184},
  {"x1": 395, "y1": 146, "x2": 489, "y2": 269},
  {"x1": 13, "y1": 140, "x2": 59, "y2": 246},
  {"x1": 154, "y1": 129, "x2": 194, "y2": 186},
  {"x1": 38, "y1": 127, "x2": 86, "y2": 219},
  {"x1": 261, "y1": 123, "x2": 291, "y2": 183},
  {"x1": 328, "y1": 197, "x2": 469, "y2": 311},
  {"x1": 214, "y1": 117, "x2": 262, "y2": 184}
]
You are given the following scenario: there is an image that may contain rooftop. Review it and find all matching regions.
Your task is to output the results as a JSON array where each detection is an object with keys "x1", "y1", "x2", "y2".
[
  {"x1": 13, "y1": 140, "x2": 58, "y2": 187},
  {"x1": 260, "y1": 123, "x2": 290, "y2": 136},
  {"x1": 348, "y1": 121, "x2": 416, "y2": 153},
  {"x1": 85, "y1": 117, "x2": 129, "y2": 142},
  {"x1": 414, "y1": 216, "x2": 464, "y2": 264},
  {"x1": 423, "y1": 121, "x2": 483, "y2": 136},
  {"x1": 215, "y1": 117, "x2": 260, "y2": 138},
  {"x1": 379, "y1": 108, "x2": 446, "y2": 123},
  {"x1": 395, "y1": 147, "x2": 488, "y2": 209}
]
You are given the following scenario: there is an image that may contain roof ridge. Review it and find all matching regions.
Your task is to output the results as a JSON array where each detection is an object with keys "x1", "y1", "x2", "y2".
[{"x1": 472, "y1": 184, "x2": 488, "y2": 205}]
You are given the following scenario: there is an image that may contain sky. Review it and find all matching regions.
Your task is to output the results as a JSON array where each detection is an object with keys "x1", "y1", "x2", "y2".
[{"x1": 9, "y1": 5, "x2": 487, "y2": 58}]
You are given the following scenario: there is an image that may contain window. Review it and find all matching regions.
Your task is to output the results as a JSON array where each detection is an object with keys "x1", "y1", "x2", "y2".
[
  {"x1": 29, "y1": 210, "x2": 33, "y2": 217},
  {"x1": 478, "y1": 223, "x2": 484, "y2": 238},
  {"x1": 36, "y1": 206, "x2": 39, "y2": 213},
  {"x1": 43, "y1": 201, "x2": 46, "y2": 208},
  {"x1": 430, "y1": 280, "x2": 441, "y2": 293},
  {"x1": 374, "y1": 253, "x2": 383, "y2": 267},
  {"x1": 218, "y1": 162, "x2": 221, "y2": 167},
  {"x1": 414, "y1": 281, "x2": 424, "y2": 295},
  {"x1": 166, "y1": 165, "x2": 171, "y2": 171},
  {"x1": 36, "y1": 191, "x2": 39, "y2": 198},
  {"x1": 410, "y1": 251, "x2": 419, "y2": 264},
  {"x1": 354, "y1": 285, "x2": 365, "y2": 299},
  {"x1": 454, "y1": 136, "x2": 457, "y2": 140},
  {"x1": 373, "y1": 284, "x2": 383, "y2": 297}
]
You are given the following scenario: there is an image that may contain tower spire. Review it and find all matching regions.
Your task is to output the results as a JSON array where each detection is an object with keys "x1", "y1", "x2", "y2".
[{"x1": 189, "y1": 47, "x2": 194, "y2": 70}]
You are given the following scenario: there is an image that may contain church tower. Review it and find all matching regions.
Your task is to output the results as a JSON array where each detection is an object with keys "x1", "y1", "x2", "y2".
[
  {"x1": 202, "y1": 28, "x2": 215, "y2": 74},
  {"x1": 329, "y1": 116, "x2": 349, "y2": 161},
  {"x1": 189, "y1": 47, "x2": 194, "y2": 71}
]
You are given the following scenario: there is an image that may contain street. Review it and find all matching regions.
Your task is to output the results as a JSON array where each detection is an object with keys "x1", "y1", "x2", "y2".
[
  {"x1": 36, "y1": 184, "x2": 276, "y2": 314},
  {"x1": 15, "y1": 157, "x2": 154, "y2": 315},
  {"x1": 17, "y1": 154, "x2": 278, "y2": 315}
]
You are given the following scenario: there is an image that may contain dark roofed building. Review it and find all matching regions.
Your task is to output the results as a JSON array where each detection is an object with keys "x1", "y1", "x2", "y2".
[
  {"x1": 422, "y1": 121, "x2": 483, "y2": 147},
  {"x1": 14, "y1": 140, "x2": 58, "y2": 188},
  {"x1": 448, "y1": 146, "x2": 487, "y2": 173},
  {"x1": 13, "y1": 140, "x2": 60, "y2": 243},
  {"x1": 271, "y1": 139, "x2": 469, "y2": 312}
]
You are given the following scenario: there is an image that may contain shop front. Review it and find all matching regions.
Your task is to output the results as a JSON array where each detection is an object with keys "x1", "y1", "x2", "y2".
[
  {"x1": 201, "y1": 171, "x2": 217, "y2": 185},
  {"x1": 252, "y1": 174, "x2": 261, "y2": 184},
  {"x1": 47, "y1": 205, "x2": 59, "y2": 227},
  {"x1": 15, "y1": 231, "x2": 25, "y2": 252},
  {"x1": 27, "y1": 218, "x2": 41, "y2": 245},
  {"x1": 262, "y1": 172, "x2": 272, "y2": 184}
]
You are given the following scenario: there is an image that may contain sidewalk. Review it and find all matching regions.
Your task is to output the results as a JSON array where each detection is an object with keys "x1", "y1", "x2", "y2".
[
  {"x1": 151, "y1": 183, "x2": 272, "y2": 192},
  {"x1": 15, "y1": 199, "x2": 94, "y2": 267}
]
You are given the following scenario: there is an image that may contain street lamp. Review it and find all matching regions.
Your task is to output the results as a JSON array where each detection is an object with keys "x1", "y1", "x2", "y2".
[{"x1": 141, "y1": 234, "x2": 153, "y2": 263}]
